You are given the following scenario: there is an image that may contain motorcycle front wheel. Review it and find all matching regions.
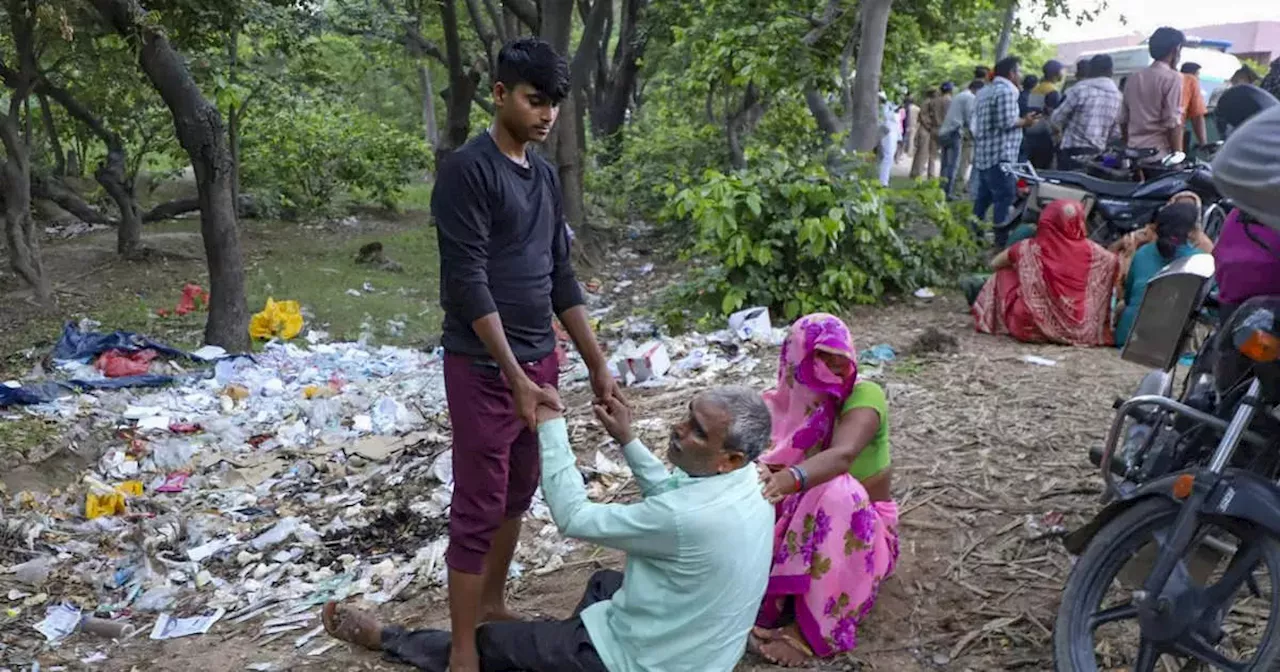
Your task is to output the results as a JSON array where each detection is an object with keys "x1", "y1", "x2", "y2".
[{"x1": 1054, "y1": 496, "x2": 1280, "y2": 671}]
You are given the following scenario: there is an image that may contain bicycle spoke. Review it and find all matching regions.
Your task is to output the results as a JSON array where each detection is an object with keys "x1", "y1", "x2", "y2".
[
  {"x1": 1090, "y1": 602, "x2": 1139, "y2": 630},
  {"x1": 1134, "y1": 638, "x2": 1160, "y2": 672},
  {"x1": 1173, "y1": 634, "x2": 1247, "y2": 672}
]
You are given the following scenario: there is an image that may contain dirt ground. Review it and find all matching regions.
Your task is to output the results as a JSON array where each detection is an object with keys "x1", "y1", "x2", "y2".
[{"x1": 9, "y1": 292, "x2": 1150, "y2": 671}]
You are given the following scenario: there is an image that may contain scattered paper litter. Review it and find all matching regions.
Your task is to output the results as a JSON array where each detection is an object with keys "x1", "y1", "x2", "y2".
[
  {"x1": 34, "y1": 603, "x2": 81, "y2": 642},
  {"x1": 1020, "y1": 355, "x2": 1058, "y2": 367},
  {"x1": 307, "y1": 641, "x2": 340, "y2": 656},
  {"x1": 294, "y1": 624, "x2": 325, "y2": 648},
  {"x1": 190, "y1": 345, "x2": 228, "y2": 361},
  {"x1": 149, "y1": 608, "x2": 225, "y2": 640},
  {"x1": 913, "y1": 287, "x2": 936, "y2": 299}
]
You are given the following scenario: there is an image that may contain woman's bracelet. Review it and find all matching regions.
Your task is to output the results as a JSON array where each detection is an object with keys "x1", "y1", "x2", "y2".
[{"x1": 788, "y1": 465, "x2": 808, "y2": 492}]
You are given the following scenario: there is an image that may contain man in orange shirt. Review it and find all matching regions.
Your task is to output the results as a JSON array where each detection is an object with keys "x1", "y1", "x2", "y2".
[{"x1": 1180, "y1": 62, "x2": 1208, "y2": 149}]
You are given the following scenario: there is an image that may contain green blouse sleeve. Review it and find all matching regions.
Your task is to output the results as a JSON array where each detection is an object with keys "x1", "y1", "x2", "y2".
[{"x1": 840, "y1": 381, "x2": 891, "y2": 480}]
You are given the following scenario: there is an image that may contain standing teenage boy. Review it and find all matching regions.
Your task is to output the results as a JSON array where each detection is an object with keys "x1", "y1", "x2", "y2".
[{"x1": 431, "y1": 37, "x2": 624, "y2": 672}]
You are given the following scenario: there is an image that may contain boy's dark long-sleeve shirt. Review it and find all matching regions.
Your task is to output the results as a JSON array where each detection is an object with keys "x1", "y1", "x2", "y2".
[{"x1": 432, "y1": 133, "x2": 585, "y2": 362}]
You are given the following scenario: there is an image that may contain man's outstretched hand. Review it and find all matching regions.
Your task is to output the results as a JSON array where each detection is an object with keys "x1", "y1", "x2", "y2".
[
  {"x1": 535, "y1": 385, "x2": 564, "y2": 425},
  {"x1": 589, "y1": 364, "x2": 628, "y2": 409},
  {"x1": 514, "y1": 376, "x2": 562, "y2": 430},
  {"x1": 593, "y1": 396, "x2": 634, "y2": 446}
]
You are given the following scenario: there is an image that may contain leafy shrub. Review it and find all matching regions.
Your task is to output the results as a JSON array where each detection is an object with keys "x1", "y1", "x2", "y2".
[
  {"x1": 662, "y1": 151, "x2": 981, "y2": 323},
  {"x1": 240, "y1": 102, "x2": 431, "y2": 215},
  {"x1": 588, "y1": 106, "x2": 727, "y2": 224}
]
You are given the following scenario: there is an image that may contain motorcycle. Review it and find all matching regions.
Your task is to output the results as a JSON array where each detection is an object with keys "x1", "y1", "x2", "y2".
[
  {"x1": 1054, "y1": 255, "x2": 1280, "y2": 670},
  {"x1": 999, "y1": 146, "x2": 1230, "y2": 247}
]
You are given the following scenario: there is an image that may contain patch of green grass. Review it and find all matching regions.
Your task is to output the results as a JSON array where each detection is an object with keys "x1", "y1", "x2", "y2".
[
  {"x1": 0, "y1": 414, "x2": 58, "y2": 459},
  {"x1": 245, "y1": 224, "x2": 442, "y2": 347},
  {"x1": 397, "y1": 181, "x2": 434, "y2": 213}
]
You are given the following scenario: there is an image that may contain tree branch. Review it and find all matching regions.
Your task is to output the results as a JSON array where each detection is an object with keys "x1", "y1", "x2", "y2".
[
  {"x1": 374, "y1": 0, "x2": 447, "y2": 62},
  {"x1": 802, "y1": 0, "x2": 847, "y2": 47},
  {"x1": 482, "y1": 0, "x2": 509, "y2": 43},
  {"x1": 569, "y1": 0, "x2": 612, "y2": 92},
  {"x1": 501, "y1": 0, "x2": 538, "y2": 30},
  {"x1": 463, "y1": 0, "x2": 499, "y2": 68}
]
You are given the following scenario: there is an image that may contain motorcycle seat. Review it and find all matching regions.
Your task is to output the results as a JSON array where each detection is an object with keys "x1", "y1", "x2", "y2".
[{"x1": 1039, "y1": 170, "x2": 1143, "y2": 198}]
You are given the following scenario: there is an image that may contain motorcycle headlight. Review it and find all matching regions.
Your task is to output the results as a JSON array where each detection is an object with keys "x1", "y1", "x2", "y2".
[
  {"x1": 1234, "y1": 308, "x2": 1280, "y2": 363},
  {"x1": 1217, "y1": 297, "x2": 1280, "y2": 395}
]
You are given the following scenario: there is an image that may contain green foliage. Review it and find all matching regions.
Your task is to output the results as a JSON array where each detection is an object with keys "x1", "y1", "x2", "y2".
[
  {"x1": 661, "y1": 153, "x2": 982, "y2": 323},
  {"x1": 240, "y1": 103, "x2": 432, "y2": 214}
]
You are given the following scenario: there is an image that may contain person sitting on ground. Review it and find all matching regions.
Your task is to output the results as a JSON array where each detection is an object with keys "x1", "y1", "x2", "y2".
[
  {"x1": 1114, "y1": 201, "x2": 1211, "y2": 346},
  {"x1": 749, "y1": 314, "x2": 900, "y2": 668},
  {"x1": 972, "y1": 199, "x2": 1120, "y2": 345},
  {"x1": 1109, "y1": 191, "x2": 1214, "y2": 287},
  {"x1": 321, "y1": 386, "x2": 775, "y2": 672}
]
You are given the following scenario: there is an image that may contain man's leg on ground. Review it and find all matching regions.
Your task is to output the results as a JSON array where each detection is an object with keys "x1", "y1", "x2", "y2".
[
  {"x1": 954, "y1": 137, "x2": 974, "y2": 197},
  {"x1": 443, "y1": 354, "x2": 527, "y2": 672},
  {"x1": 909, "y1": 133, "x2": 924, "y2": 178},
  {"x1": 940, "y1": 137, "x2": 959, "y2": 195},
  {"x1": 928, "y1": 136, "x2": 941, "y2": 178},
  {"x1": 991, "y1": 166, "x2": 1018, "y2": 247},
  {"x1": 572, "y1": 570, "x2": 626, "y2": 617},
  {"x1": 972, "y1": 166, "x2": 993, "y2": 229}
]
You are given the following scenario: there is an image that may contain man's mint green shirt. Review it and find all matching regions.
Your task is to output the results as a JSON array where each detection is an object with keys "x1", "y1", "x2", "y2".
[{"x1": 536, "y1": 419, "x2": 774, "y2": 672}]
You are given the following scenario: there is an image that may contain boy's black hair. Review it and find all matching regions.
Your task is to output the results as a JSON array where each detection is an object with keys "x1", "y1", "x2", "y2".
[
  {"x1": 974, "y1": 65, "x2": 990, "y2": 80},
  {"x1": 1181, "y1": 62, "x2": 1202, "y2": 75},
  {"x1": 994, "y1": 55, "x2": 1021, "y2": 79},
  {"x1": 495, "y1": 38, "x2": 570, "y2": 104},
  {"x1": 1090, "y1": 54, "x2": 1115, "y2": 78},
  {"x1": 1075, "y1": 58, "x2": 1091, "y2": 79},
  {"x1": 1148, "y1": 27, "x2": 1186, "y2": 62}
]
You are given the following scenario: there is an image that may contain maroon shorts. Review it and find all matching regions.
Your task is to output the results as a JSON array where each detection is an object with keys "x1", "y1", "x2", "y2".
[{"x1": 444, "y1": 352, "x2": 559, "y2": 574}]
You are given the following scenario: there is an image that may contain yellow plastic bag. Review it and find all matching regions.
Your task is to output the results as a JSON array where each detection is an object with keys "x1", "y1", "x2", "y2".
[{"x1": 249, "y1": 297, "x2": 304, "y2": 341}]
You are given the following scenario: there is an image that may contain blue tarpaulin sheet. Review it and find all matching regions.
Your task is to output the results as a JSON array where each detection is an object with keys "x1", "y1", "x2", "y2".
[
  {"x1": 52, "y1": 322, "x2": 188, "y2": 363},
  {"x1": 0, "y1": 325, "x2": 207, "y2": 407}
]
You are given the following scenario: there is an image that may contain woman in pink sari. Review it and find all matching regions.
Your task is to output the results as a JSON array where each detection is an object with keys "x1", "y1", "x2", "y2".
[{"x1": 751, "y1": 314, "x2": 900, "y2": 667}]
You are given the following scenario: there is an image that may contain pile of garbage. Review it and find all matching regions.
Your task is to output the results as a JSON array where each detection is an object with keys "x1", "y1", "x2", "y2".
[
  {"x1": 0, "y1": 325, "x2": 595, "y2": 664},
  {"x1": 0, "y1": 296, "x2": 894, "y2": 664}
]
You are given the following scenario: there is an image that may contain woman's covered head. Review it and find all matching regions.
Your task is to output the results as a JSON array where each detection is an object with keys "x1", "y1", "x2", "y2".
[
  {"x1": 1155, "y1": 202, "x2": 1199, "y2": 259},
  {"x1": 781, "y1": 314, "x2": 857, "y2": 396},
  {"x1": 1037, "y1": 199, "x2": 1087, "y2": 240}
]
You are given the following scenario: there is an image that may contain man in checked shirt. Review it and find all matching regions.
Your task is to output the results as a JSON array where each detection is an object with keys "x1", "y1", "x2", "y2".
[
  {"x1": 971, "y1": 55, "x2": 1041, "y2": 246},
  {"x1": 1051, "y1": 54, "x2": 1123, "y2": 171}
]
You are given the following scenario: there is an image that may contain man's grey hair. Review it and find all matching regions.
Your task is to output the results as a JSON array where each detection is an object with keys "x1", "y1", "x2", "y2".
[{"x1": 700, "y1": 386, "x2": 772, "y2": 462}]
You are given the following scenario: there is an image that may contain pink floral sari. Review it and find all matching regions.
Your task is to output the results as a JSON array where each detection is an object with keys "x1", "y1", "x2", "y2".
[{"x1": 757, "y1": 314, "x2": 901, "y2": 657}]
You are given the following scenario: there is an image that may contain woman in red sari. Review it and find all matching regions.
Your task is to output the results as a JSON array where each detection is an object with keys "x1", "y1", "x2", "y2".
[{"x1": 972, "y1": 199, "x2": 1119, "y2": 346}]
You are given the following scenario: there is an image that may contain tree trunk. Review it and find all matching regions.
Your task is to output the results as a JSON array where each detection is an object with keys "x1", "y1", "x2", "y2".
[
  {"x1": 91, "y1": 0, "x2": 250, "y2": 352},
  {"x1": 726, "y1": 84, "x2": 764, "y2": 170},
  {"x1": 418, "y1": 62, "x2": 440, "y2": 149},
  {"x1": 38, "y1": 78, "x2": 145, "y2": 257},
  {"x1": 37, "y1": 93, "x2": 66, "y2": 176},
  {"x1": 1, "y1": 0, "x2": 51, "y2": 305},
  {"x1": 437, "y1": 0, "x2": 478, "y2": 162},
  {"x1": 229, "y1": 105, "x2": 242, "y2": 214},
  {"x1": 31, "y1": 176, "x2": 113, "y2": 225},
  {"x1": 847, "y1": 0, "x2": 894, "y2": 152},
  {"x1": 1, "y1": 116, "x2": 52, "y2": 305},
  {"x1": 97, "y1": 146, "x2": 144, "y2": 257},
  {"x1": 590, "y1": 0, "x2": 645, "y2": 143},
  {"x1": 995, "y1": 0, "x2": 1017, "y2": 62},
  {"x1": 540, "y1": 0, "x2": 609, "y2": 228}
]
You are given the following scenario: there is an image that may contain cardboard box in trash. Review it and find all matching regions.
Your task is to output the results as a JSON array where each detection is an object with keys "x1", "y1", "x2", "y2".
[{"x1": 613, "y1": 341, "x2": 671, "y2": 384}]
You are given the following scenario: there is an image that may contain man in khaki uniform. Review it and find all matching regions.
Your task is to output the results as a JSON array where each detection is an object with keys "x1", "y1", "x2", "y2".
[{"x1": 911, "y1": 87, "x2": 950, "y2": 179}]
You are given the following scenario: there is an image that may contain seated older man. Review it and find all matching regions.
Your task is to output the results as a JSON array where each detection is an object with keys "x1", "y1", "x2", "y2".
[{"x1": 322, "y1": 385, "x2": 775, "y2": 672}]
